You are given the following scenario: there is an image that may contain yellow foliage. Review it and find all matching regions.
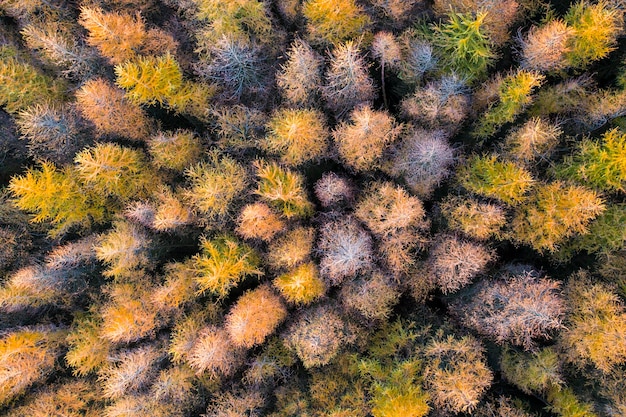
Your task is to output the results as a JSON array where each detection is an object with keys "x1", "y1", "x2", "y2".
[
  {"x1": 441, "y1": 197, "x2": 506, "y2": 240},
  {"x1": 303, "y1": 0, "x2": 371, "y2": 45},
  {"x1": 9, "y1": 161, "x2": 107, "y2": 237},
  {"x1": 75, "y1": 142, "x2": 154, "y2": 201},
  {"x1": 273, "y1": 262, "x2": 326, "y2": 305},
  {"x1": 95, "y1": 221, "x2": 151, "y2": 278},
  {"x1": 191, "y1": 235, "x2": 263, "y2": 298},
  {"x1": 66, "y1": 314, "x2": 111, "y2": 376},
  {"x1": 561, "y1": 275, "x2": 626, "y2": 373},
  {"x1": 370, "y1": 381, "x2": 430, "y2": 417},
  {"x1": 263, "y1": 108, "x2": 329, "y2": 166},
  {"x1": 148, "y1": 130, "x2": 202, "y2": 171},
  {"x1": 0, "y1": 328, "x2": 64, "y2": 406},
  {"x1": 255, "y1": 160, "x2": 314, "y2": 218},
  {"x1": 511, "y1": 181, "x2": 605, "y2": 252},
  {"x1": 236, "y1": 202, "x2": 286, "y2": 241}
]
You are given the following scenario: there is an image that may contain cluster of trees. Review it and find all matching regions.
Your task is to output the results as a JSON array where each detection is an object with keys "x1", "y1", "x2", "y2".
[{"x1": 1, "y1": 0, "x2": 626, "y2": 416}]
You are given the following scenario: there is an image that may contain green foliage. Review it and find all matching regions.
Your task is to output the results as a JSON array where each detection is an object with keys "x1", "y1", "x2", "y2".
[
  {"x1": 0, "y1": 46, "x2": 65, "y2": 114},
  {"x1": 9, "y1": 161, "x2": 107, "y2": 237},
  {"x1": 557, "y1": 128, "x2": 626, "y2": 193},
  {"x1": 431, "y1": 12, "x2": 494, "y2": 82},
  {"x1": 191, "y1": 234, "x2": 262, "y2": 297},
  {"x1": 564, "y1": 1, "x2": 622, "y2": 69},
  {"x1": 500, "y1": 347, "x2": 562, "y2": 394},
  {"x1": 546, "y1": 386, "x2": 598, "y2": 417},
  {"x1": 302, "y1": 0, "x2": 371, "y2": 46},
  {"x1": 458, "y1": 155, "x2": 534, "y2": 204},
  {"x1": 474, "y1": 70, "x2": 544, "y2": 138},
  {"x1": 255, "y1": 161, "x2": 314, "y2": 218}
]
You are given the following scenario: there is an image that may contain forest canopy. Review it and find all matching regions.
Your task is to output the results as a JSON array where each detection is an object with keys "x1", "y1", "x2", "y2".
[{"x1": 1, "y1": 0, "x2": 626, "y2": 416}]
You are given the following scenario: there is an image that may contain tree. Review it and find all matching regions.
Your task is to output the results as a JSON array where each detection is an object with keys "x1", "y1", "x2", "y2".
[
  {"x1": 431, "y1": 12, "x2": 495, "y2": 82},
  {"x1": 195, "y1": 35, "x2": 267, "y2": 102},
  {"x1": 79, "y1": 6, "x2": 146, "y2": 64},
  {"x1": 193, "y1": 0, "x2": 273, "y2": 44},
  {"x1": 500, "y1": 347, "x2": 563, "y2": 395},
  {"x1": 564, "y1": 1, "x2": 623, "y2": 69},
  {"x1": 302, "y1": 0, "x2": 371, "y2": 46},
  {"x1": 74, "y1": 142, "x2": 154, "y2": 202},
  {"x1": 428, "y1": 235, "x2": 493, "y2": 294},
  {"x1": 75, "y1": 78, "x2": 152, "y2": 141},
  {"x1": 267, "y1": 227, "x2": 316, "y2": 269},
  {"x1": 284, "y1": 304, "x2": 357, "y2": 368},
  {"x1": 459, "y1": 155, "x2": 534, "y2": 205},
  {"x1": 187, "y1": 325, "x2": 243, "y2": 377},
  {"x1": 225, "y1": 285, "x2": 288, "y2": 348},
  {"x1": 341, "y1": 270, "x2": 400, "y2": 321},
  {"x1": 98, "y1": 345, "x2": 161, "y2": 399},
  {"x1": 0, "y1": 46, "x2": 65, "y2": 114},
  {"x1": 183, "y1": 151, "x2": 249, "y2": 226},
  {"x1": 400, "y1": 75, "x2": 470, "y2": 133},
  {"x1": 16, "y1": 103, "x2": 91, "y2": 164},
  {"x1": 116, "y1": 53, "x2": 213, "y2": 113},
  {"x1": 424, "y1": 335, "x2": 493, "y2": 413},
  {"x1": 387, "y1": 129, "x2": 455, "y2": 197},
  {"x1": 147, "y1": 130, "x2": 202, "y2": 172},
  {"x1": 191, "y1": 234, "x2": 263, "y2": 298},
  {"x1": 100, "y1": 281, "x2": 160, "y2": 344},
  {"x1": 314, "y1": 172, "x2": 356, "y2": 209},
  {"x1": 276, "y1": 39, "x2": 324, "y2": 107},
  {"x1": 0, "y1": 327, "x2": 64, "y2": 406},
  {"x1": 441, "y1": 197, "x2": 506, "y2": 240},
  {"x1": 519, "y1": 20, "x2": 574, "y2": 72},
  {"x1": 236, "y1": 202, "x2": 286, "y2": 242},
  {"x1": 95, "y1": 221, "x2": 152, "y2": 279},
  {"x1": 502, "y1": 117, "x2": 561, "y2": 163},
  {"x1": 323, "y1": 42, "x2": 376, "y2": 115},
  {"x1": 273, "y1": 262, "x2": 326, "y2": 305},
  {"x1": 560, "y1": 274, "x2": 626, "y2": 373},
  {"x1": 473, "y1": 70, "x2": 544, "y2": 139},
  {"x1": 510, "y1": 181, "x2": 605, "y2": 252},
  {"x1": 263, "y1": 108, "x2": 329, "y2": 166},
  {"x1": 9, "y1": 161, "x2": 107, "y2": 237},
  {"x1": 206, "y1": 390, "x2": 265, "y2": 417},
  {"x1": 462, "y1": 271, "x2": 565, "y2": 349},
  {"x1": 3, "y1": 380, "x2": 100, "y2": 417},
  {"x1": 354, "y1": 181, "x2": 427, "y2": 237},
  {"x1": 556, "y1": 128, "x2": 626, "y2": 193},
  {"x1": 65, "y1": 313, "x2": 111, "y2": 376},
  {"x1": 255, "y1": 161, "x2": 314, "y2": 218},
  {"x1": 318, "y1": 217, "x2": 374, "y2": 286},
  {"x1": 21, "y1": 21, "x2": 100, "y2": 79},
  {"x1": 333, "y1": 106, "x2": 402, "y2": 172}
]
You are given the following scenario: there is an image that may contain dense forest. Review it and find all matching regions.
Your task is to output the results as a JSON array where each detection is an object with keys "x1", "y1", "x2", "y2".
[{"x1": 1, "y1": 0, "x2": 626, "y2": 416}]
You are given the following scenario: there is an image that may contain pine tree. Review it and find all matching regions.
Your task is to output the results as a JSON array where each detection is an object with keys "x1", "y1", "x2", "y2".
[
  {"x1": 0, "y1": 46, "x2": 65, "y2": 114},
  {"x1": 95, "y1": 221, "x2": 152, "y2": 279},
  {"x1": 147, "y1": 130, "x2": 202, "y2": 172},
  {"x1": 187, "y1": 325, "x2": 243, "y2": 377},
  {"x1": 191, "y1": 234, "x2": 263, "y2": 298},
  {"x1": 66, "y1": 313, "x2": 111, "y2": 376},
  {"x1": 79, "y1": 6, "x2": 146, "y2": 64},
  {"x1": 75, "y1": 78, "x2": 152, "y2": 141},
  {"x1": 263, "y1": 108, "x2": 329, "y2": 166},
  {"x1": 236, "y1": 202, "x2": 286, "y2": 242},
  {"x1": 462, "y1": 271, "x2": 565, "y2": 349},
  {"x1": 556, "y1": 128, "x2": 626, "y2": 193},
  {"x1": 184, "y1": 151, "x2": 249, "y2": 225},
  {"x1": 98, "y1": 345, "x2": 161, "y2": 399},
  {"x1": 519, "y1": 20, "x2": 574, "y2": 72},
  {"x1": 276, "y1": 39, "x2": 324, "y2": 107},
  {"x1": 273, "y1": 262, "x2": 326, "y2": 305},
  {"x1": 193, "y1": 0, "x2": 273, "y2": 43},
  {"x1": 225, "y1": 285, "x2": 288, "y2": 348},
  {"x1": 441, "y1": 197, "x2": 506, "y2": 240},
  {"x1": 74, "y1": 142, "x2": 154, "y2": 202},
  {"x1": 267, "y1": 227, "x2": 316, "y2": 270},
  {"x1": 459, "y1": 154, "x2": 534, "y2": 205},
  {"x1": 333, "y1": 106, "x2": 402, "y2": 172},
  {"x1": 510, "y1": 181, "x2": 605, "y2": 252},
  {"x1": 431, "y1": 12, "x2": 495, "y2": 82},
  {"x1": 302, "y1": 0, "x2": 371, "y2": 46},
  {"x1": 9, "y1": 161, "x2": 107, "y2": 237},
  {"x1": 323, "y1": 42, "x2": 376, "y2": 115},
  {"x1": 255, "y1": 161, "x2": 314, "y2": 218}
]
